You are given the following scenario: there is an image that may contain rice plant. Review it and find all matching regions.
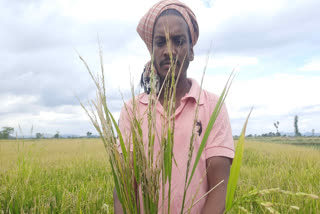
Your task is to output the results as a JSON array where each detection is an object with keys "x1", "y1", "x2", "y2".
[{"x1": 78, "y1": 37, "x2": 249, "y2": 214}]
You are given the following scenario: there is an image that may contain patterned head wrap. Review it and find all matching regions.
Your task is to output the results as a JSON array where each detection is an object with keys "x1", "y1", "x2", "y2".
[{"x1": 137, "y1": 0, "x2": 199, "y2": 54}]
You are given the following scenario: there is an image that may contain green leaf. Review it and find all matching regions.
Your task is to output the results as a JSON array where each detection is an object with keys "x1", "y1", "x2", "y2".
[
  {"x1": 187, "y1": 72, "x2": 234, "y2": 189},
  {"x1": 107, "y1": 109, "x2": 128, "y2": 161},
  {"x1": 168, "y1": 128, "x2": 173, "y2": 182},
  {"x1": 110, "y1": 160, "x2": 126, "y2": 214},
  {"x1": 225, "y1": 108, "x2": 252, "y2": 213},
  {"x1": 133, "y1": 135, "x2": 140, "y2": 183},
  {"x1": 164, "y1": 127, "x2": 172, "y2": 183}
]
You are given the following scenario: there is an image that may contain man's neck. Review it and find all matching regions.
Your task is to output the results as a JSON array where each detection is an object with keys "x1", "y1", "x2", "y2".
[{"x1": 158, "y1": 77, "x2": 191, "y2": 109}]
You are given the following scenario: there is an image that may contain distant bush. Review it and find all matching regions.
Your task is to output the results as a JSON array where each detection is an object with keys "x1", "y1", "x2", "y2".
[{"x1": 0, "y1": 127, "x2": 14, "y2": 139}]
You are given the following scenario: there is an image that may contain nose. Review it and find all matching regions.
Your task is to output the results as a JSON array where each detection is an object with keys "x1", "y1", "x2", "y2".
[{"x1": 163, "y1": 39, "x2": 177, "y2": 59}]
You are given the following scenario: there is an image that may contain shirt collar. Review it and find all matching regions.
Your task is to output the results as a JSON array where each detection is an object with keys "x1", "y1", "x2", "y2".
[
  {"x1": 139, "y1": 78, "x2": 204, "y2": 105},
  {"x1": 181, "y1": 78, "x2": 204, "y2": 105}
]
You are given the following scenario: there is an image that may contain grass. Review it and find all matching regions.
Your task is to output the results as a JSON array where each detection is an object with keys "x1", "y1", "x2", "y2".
[
  {"x1": 231, "y1": 139, "x2": 320, "y2": 213},
  {"x1": 1, "y1": 138, "x2": 319, "y2": 213},
  {"x1": 0, "y1": 138, "x2": 114, "y2": 213}
]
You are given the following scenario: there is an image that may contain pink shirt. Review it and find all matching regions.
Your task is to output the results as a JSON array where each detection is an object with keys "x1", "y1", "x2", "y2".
[{"x1": 118, "y1": 78, "x2": 234, "y2": 214}]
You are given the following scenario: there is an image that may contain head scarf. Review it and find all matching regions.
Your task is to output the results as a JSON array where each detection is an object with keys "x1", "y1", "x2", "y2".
[
  {"x1": 137, "y1": 0, "x2": 199, "y2": 54},
  {"x1": 137, "y1": 0, "x2": 199, "y2": 94}
]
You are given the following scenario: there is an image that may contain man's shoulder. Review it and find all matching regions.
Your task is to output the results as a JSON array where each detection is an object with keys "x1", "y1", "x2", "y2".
[
  {"x1": 202, "y1": 89, "x2": 220, "y2": 103},
  {"x1": 188, "y1": 78, "x2": 220, "y2": 105},
  {"x1": 200, "y1": 88, "x2": 230, "y2": 121},
  {"x1": 121, "y1": 93, "x2": 148, "y2": 110},
  {"x1": 198, "y1": 88, "x2": 221, "y2": 108}
]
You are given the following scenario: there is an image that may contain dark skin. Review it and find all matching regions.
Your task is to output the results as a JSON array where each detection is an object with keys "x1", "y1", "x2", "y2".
[
  {"x1": 152, "y1": 15, "x2": 193, "y2": 108},
  {"x1": 113, "y1": 189, "x2": 123, "y2": 214},
  {"x1": 203, "y1": 156, "x2": 232, "y2": 214},
  {"x1": 114, "y1": 14, "x2": 231, "y2": 214}
]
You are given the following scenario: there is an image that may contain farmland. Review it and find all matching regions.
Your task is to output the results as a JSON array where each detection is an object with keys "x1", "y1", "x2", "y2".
[{"x1": 0, "y1": 138, "x2": 319, "y2": 213}]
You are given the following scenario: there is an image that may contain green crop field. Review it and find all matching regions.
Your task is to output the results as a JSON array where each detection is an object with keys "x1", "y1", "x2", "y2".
[
  {"x1": 0, "y1": 139, "x2": 114, "y2": 213},
  {"x1": 1, "y1": 138, "x2": 319, "y2": 213}
]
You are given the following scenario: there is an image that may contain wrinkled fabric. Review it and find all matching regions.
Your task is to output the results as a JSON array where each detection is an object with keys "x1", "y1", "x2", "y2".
[{"x1": 137, "y1": 0, "x2": 199, "y2": 54}]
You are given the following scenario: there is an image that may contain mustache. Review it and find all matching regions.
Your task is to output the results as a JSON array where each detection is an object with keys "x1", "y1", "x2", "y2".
[{"x1": 160, "y1": 58, "x2": 180, "y2": 67}]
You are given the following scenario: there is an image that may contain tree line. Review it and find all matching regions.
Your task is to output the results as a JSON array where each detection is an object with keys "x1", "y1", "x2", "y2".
[
  {"x1": 0, "y1": 127, "x2": 96, "y2": 139},
  {"x1": 0, "y1": 127, "x2": 14, "y2": 139},
  {"x1": 245, "y1": 115, "x2": 317, "y2": 137},
  {"x1": 0, "y1": 115, "x2": 316, "y2": 139}
]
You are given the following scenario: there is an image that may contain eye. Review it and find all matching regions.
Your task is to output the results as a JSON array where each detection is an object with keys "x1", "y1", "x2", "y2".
[
  {"x1": 174, "y1": 37, "x2": 186, "y2": 46},
  {"x1": 155, "y1": 38, "x2": 166, "y2": 47}
]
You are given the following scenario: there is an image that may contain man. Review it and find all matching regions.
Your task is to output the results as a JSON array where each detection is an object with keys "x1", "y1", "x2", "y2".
[{"x1": 114, "y1": 0, "x2": 234, "y2": 213}]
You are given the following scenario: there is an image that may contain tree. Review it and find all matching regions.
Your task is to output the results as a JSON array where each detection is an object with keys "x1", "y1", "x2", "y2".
[
  {"x1": 273, "y1": 121, "x2": 280, "y2": 136},
  {"x1": 86, "y1": 131, "x2": 92, "y2": 138},
  {"x1": 268, "y1": 132, "x2": 275, "y2": 137},
  {"x1": 0, "y1": 127, "x2": 14, "y2": 139},
  {"x1": 36, "y1": 133, "x2": 44, "y2": 139},
  {"x1": 294, "y1": 115, "x2": 301, "y2": 137},
  {"x1": 53, "y1": 131, "x2": 60, "y2": 139}
]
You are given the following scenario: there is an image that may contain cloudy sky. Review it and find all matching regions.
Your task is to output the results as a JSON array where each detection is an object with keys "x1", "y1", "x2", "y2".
[{"x1": 1, "y1": 0, "x2": 319, "y2": 137}]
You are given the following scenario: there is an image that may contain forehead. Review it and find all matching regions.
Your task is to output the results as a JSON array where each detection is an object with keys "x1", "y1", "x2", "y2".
[{"x1": 153, "y1": 15, "x2": 189, "y2": 38}]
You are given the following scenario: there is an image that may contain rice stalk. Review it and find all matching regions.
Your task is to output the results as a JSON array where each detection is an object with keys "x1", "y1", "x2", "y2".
[
  {"x1": 229, "y1": 186, "x2": 319, "y2": 213},
  {"x1": 180, "y1": 43, "x2": 211, "y2": 214},
  {"x1": 78, "y1": 39, "x2": 246, "y2": 214}
]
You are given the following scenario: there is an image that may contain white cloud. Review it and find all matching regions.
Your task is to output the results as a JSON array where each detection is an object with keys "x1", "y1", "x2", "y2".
[
  {"x1": 192, "y1": 0, "x2": 287, "y2": 33},
  {"x1": 189, "y1": 54, "x2": 258, "y2": 72},
  {"x1": 193, "y1": 0, "x2": 320, "y2": 55},
  {"x1": 1, "y1": 0, "x2": 320, "y2": 136},
  {"x1": 0, "y1": 105, "x2": 91, "y2": 136},
  {"x1": 0, "y1": 94, "x2": 39, "y2": 113},
  {"x1": 300, "y1": 59, "x2": 320, "y2": 71},
  {"x1": 102, "y1": 54, "x2": 148, "y2": 91},
  {"x1": 56, "y1": 0, "x2": 157, "y2": 22},
  {"x1": 225, "y1": 74, "x2": 320, "y2": 116},
  {"x1": 223, "y1": 74, "x2": 320, "y2": 134}
]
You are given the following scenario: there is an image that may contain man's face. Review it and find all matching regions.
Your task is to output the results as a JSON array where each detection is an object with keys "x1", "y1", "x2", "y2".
[{"x1": 152, "y1": 15, "x2": 194, "y2": 80}]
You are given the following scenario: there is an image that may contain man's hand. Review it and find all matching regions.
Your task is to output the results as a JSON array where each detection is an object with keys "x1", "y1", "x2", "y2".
[{"x1": 201, "y1": 156, "x2": 232, "y2": 214}]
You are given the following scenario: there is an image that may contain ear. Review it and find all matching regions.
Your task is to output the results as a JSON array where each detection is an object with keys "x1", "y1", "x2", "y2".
[{"x1": 189, "y1": 46, "x2": 194, "y2": 61}]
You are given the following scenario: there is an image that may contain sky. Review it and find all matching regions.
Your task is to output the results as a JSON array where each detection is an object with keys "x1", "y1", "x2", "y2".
[{"x1": 1, "y1": 0, "x2": 319, "y2": 137}]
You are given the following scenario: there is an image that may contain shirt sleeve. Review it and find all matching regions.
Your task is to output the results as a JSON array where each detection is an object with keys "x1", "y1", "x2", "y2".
[{"x1": 204, "y1": 101, "x2": 235, "y2": 160}]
